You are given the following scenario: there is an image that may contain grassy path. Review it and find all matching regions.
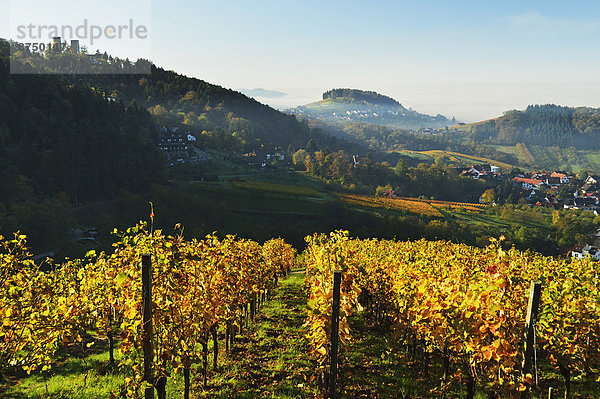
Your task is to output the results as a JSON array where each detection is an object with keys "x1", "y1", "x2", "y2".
[{"x1": 197, "y1": 271, "x2": 319, "y2": 398}]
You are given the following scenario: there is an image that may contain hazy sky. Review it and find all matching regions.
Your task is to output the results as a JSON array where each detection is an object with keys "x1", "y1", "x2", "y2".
[{"x1": 4, "y1": 0, "x2": 600, "y2": 121}]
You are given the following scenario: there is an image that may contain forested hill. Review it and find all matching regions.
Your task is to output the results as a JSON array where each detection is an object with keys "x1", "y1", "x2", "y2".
[
  {"x1": 456, "y1": 104, "x2": 600, "y2": 148},
  {"x1": 8, "y1": 40, "x2": 310, "y2": 151},
  {"x1": 289, "y1": 88, "x2": 453, "y2": 129},
  {"x1": 0, "y1": 39, "x2": 165, "y2": 246},
  {"x1": 75, "y1": 67, "x2": 310, "y2": 151},
  {"x1": 322, "y1": 89, "x2": 400, "y2": 106}
]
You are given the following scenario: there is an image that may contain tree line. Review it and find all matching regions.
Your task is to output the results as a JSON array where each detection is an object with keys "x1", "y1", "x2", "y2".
[{"x1": 464, "y1": 104, "x2": 600, "y2": 148}]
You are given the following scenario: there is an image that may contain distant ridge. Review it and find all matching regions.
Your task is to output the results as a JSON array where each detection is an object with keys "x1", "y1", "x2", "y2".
[
  {"x1": 451, "y1": 104, "x2": 600, "y2": 148},
  {"x1": 289, "y1": 88, "x2": 453, "y2": 129},
  {"x1": 323, "y1": 88, "x2": 400, "y2": 106}
]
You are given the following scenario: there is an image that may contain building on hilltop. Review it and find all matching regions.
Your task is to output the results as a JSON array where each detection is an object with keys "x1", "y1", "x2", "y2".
[{"x1": 70, "y1": 40, "x2": 80, "y2": 53}]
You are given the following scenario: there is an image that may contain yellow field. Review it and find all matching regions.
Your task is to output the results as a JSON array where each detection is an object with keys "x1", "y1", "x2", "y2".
[
  {"x1": 396, "y1": 196, "x2": 486, "y2": 212},
  {"x1": 336, "y1": 193, "x2": 443, "y2": 217},
  {"x1": 336, "y1": 193, "x2": 486, "y2": 217},
  {"x1": 399, "y1": 149, "x2": 514, "y2": 171}
]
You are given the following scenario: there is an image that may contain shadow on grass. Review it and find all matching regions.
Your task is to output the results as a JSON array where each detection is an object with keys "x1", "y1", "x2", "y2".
[{"x1": 195, "y1": 271, "x2": 318, "y2": 398}]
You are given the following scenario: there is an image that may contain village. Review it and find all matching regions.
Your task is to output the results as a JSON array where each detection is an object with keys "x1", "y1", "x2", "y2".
[
  {"x1": 458, "y1": 163, "x2": 600, "y2": 260},
  {"x1": 458, "y1": 164, "x2": 600, "y2": 212}
]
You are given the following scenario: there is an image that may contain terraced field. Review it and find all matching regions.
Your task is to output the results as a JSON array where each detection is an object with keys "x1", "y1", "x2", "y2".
[
  {"x1": 397, "y1": 149, "x2": 514, "y2": 171},
  {"x1": 336, "y1": 194, "x2": 486, "y2": 217}
]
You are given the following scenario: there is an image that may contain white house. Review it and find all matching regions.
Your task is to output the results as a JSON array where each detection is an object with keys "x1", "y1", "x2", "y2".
[
  {"x1": 571, "y1": 245, "x2": 600, "y2": 261},
  {"x1": 550, "y1": 172, "x2": 571, "y2": 184},
  {"x1": 513, "y1": 177, "x2": 543, "y2": 190}
]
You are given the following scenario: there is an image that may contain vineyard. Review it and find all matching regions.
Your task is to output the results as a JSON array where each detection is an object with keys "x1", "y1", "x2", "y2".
[
  {"x1": 396, "y1": 196, "x2": 486, "y2": 212},
  {"x1": 2, "y1": 226, "x2": 600, "y2": 398},
  {"x1": 303, "y1": 232, "x2": 600, "y2": 398},
  {"x1": 516, "y1": 143, "x2": 536, "y2": 166},
  {"x1": 336, "y1": 193, "x2": 485, "y2": 217},
  {"x1": 398, "y1": 150, "x2": 515, "y2": 172},
  {"x1": 335, "y1": 193, "x2": 444, "y2": 217},
  {"x1": 0, "y1": 223, "x2": 295, "y2": 398}
]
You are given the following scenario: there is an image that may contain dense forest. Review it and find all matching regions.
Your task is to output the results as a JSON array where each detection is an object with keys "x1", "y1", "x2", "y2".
[
  {"x1": 461, "y1": 104, "x2": 600, "y2": 148},
  {"x1": 0, "y1": 39, "x2": 165, "y2": 247},
  {"x1": 9, "y1": 41, "x2": 311, "y2": 152}
]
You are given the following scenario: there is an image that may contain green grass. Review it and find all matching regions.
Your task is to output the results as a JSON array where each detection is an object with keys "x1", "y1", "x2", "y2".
[
  {"x1": 232, "y1": 180, "x2": 323, "y2": 198},
  {"x1": 2, "y1": 348, "x2": 126, "y2": 398},
  {"x1": 395, "y1": 150, "x2": 436, "y2": 164},
  {"x1": 471, "y1": 207, "x2": 547, "y2": 227},
  {"x1": 585, "y1": 151, "x2": 600, "y2": 167},
  {"x1": 196, "y1": 272, "x2": 319, "y2": 398}
]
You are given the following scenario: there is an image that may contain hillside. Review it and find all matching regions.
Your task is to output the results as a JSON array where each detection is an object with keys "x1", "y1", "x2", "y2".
[
  {"x1": 452, "y1": 104, "x2": 600, "y2": 148},
  {"x1": 8, "y1": 40, "x2": 310, "y2": 152},
  {"x1": 0, "y1": 40, "x2": 165, "y2": 247},
  {"x1": 0, "y1": 39, "x2": 371, "y2": 253},
  {"x1": 3, "y1": 38, "x2": 599, "y2": 256},
  {"x1": 322, "y1": 88, "x2": 400, "y2": 106},
  {"x1": 288, "y1": 88, "x2": 454, "y2": 129}
]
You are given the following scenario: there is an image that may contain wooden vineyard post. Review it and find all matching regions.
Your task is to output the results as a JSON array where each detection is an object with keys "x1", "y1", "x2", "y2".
[
  {"x1": 328, "y1": 270, "x2": 342, "y2": 399},
  {"x1": 523, "y1": 281, "x2": 542, "y2": 378},
  {"x1": 211, "y1": 324, "x2": 218, "y2": 370},
  {"x1": 202, "y1": 333, "x2": 208, "y2": 387},
  {"x1": 142, "y1": 254, "x2": 154, "y2": 399},
  {"x1": 108, "y1": 305, "x2": 115, "y2": 367}
]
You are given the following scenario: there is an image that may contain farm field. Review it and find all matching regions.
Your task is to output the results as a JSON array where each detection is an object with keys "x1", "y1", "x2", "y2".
[
  {"x1": 3, "y1": 224, "x2": 599, "y2": 399},
  {"x1": 396, "y1": 149, "x2": 515, "y2": 171},
  {"x1": 231, "y1": 179, "x2": 323, "y2": 198},
  {"x1": 335, "y1": 193, "x2": 444, "y2": 217},
  {"x1": 336, "y1": 193, "x2": 486, "y2": 217},
  {"x1": 397, "y1": 144, "x2": 600, "y2": 174},
  {"x1": 6, "y1": 263, "x2": 597, "y2": 399},
  {"x1": 489, "y1": 145, "x2": 526, "y2": 164}
]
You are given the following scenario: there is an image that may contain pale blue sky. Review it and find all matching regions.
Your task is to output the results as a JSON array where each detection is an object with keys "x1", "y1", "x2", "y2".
[{"x1": 4, "y1": 1, "x2": 600, "y2": 121}]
